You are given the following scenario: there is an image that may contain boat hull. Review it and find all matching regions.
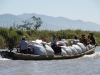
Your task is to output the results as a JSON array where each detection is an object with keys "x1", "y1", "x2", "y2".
[{"x1": 13, "y1": 48, "x2": 95, "y2": 60}]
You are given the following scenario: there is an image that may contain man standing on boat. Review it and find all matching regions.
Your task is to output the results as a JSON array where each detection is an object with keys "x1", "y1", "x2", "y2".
[
  {"x1": 51, "y1": 34, "x2": 61, "y2": 55},
  {"x1": 17, "y1": 36, "x2": 29, "y2": 54}
]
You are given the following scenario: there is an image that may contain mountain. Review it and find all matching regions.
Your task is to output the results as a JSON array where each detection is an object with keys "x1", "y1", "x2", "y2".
[
  {"x1": 0, "y1": 13, "x2": 100, "y2": 31},
  {"x1": 0, "y1": 14, "x2": 25, "y2": 27}
]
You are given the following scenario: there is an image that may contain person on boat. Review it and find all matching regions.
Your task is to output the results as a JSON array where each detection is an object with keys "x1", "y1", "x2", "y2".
[
  {"x1": 51, "y1": 34, "x2": 61, "y2": 55},
  {"x1": 72, "y1": 36, "x2": 79, "y2": 44},
  {"x1": 86, "y1": 35, "x2": 92, "y2": 45},
  {"x1": 39, "y1": 37, "x2": 47, "y2": 42},
  {"x1": 89, "y1": 32, "x2": 96, "y2": 46},
  {"x1": 79, "y1": 34, "x2": 87, "y2": 46},
  {"x1": 17, "y1": 36, "x2": 29, "y2": 54}
]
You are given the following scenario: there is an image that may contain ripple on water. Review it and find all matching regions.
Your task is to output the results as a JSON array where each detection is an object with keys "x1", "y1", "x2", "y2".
[{"x1": 0, "y1": 47, "x2": 100, "y2": 75}]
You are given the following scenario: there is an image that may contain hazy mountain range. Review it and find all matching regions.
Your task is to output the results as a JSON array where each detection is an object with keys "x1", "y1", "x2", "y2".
[{"x1": 0, "y1": 13, "x2": 100, "y2": 31}]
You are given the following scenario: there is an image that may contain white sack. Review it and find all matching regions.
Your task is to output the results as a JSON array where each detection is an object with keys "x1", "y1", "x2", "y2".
[
  {"x1": 57, "y1": 41, "x2": 66, "y2": 46},
  {"x1": 72, "y1": 45, "x2": 82, "y2": 53},
  {"x1": 61, "y1": 46, "x2": 72, "y2": 55},
  {"x1": 86, "y1": 44, "x2": 93, "y2": 50},
  {"x1": 61, "y1": 48, "x2": 67, "y2": 55},
  {"x1": 32, "y1": 42, "x2": 47, "y2": 55},
  {"x1": 69, "y1": 46, "x2": 78, "y2": 54},
  {"x1": 36, "y1": 39, "x2": 42, "y2": 44},
  {"x1": 44, "y1": 45, "x2": 54, "y2": 56},
  {"x1": 77, "y1": 43, "x2": 86, "y2": 52}
]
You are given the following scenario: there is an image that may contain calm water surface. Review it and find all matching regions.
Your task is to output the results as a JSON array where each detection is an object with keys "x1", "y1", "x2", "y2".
[{"x1": 0, "y1": 46, "x2": 100, "y2": 75}]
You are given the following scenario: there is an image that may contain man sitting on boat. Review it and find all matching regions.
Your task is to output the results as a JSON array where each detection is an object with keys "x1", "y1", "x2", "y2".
[
  {"x1": 16, "y1": 36, "x2": 29, "y2": 54},
  {"x1": 79, "y1": 34, "x2": 87, "y2": 46},
  {"x1": 89, "y1": 32, "x2": 96, "y2": 46},
  {"x1": 73, "y1": 36, "x2": 80, "y2": 44},
  {"x1": 86, "y1": 35, "x2": 92, "y2": 45}
]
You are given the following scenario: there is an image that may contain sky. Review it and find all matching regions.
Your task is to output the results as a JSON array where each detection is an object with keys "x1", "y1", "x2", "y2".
[{"x1": 0, "y1": 0, "x2": 100, "y2": 25}]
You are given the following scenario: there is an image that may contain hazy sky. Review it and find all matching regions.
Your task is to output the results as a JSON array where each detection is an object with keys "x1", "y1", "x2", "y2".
[{"x1": 0, "y1": 0, "x2": 100, "y2": 25}]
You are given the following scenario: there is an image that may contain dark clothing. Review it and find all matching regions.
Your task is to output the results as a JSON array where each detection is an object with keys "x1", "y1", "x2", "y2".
[
  {"x1": 8, "y1": 44, "x2": 13, "y2": 50},
  {"x1": 8, "y1": 44, "x2": 14, "y2": 52},
  {"x1": 51, "y1": 44, "x2": 61, "y2": 54},
  {"x1": 20, "y1": 49, "x2": 28, "y2": 54},
  {"x1": 80, "y1": 38, "x2": 87, "y2": 46},
  {"x1": 90, "y1": 36, "x2": 96, "y2": 45}
]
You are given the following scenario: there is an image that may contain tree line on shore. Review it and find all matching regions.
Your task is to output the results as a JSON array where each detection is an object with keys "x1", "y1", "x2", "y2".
[{"x1": 0, "y1": 27, "x2": 100, "y2": 49}]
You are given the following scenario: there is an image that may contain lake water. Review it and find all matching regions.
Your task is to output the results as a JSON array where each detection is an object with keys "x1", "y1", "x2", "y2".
[{"x1": 0, "y1": 46, "x2": 100, "y2": 75}]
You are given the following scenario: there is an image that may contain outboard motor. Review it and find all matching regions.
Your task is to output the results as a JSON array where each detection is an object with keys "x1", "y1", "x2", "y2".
[
  {"x1": 8, "y1": 44, "x2": 14, "y2": 52},
  {"x1": 0, "y1": 51, "x2": 17, "y2": 60}
]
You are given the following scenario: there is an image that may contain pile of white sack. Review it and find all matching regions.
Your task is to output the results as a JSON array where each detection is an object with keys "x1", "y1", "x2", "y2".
[{"x1": 27, "y1": 39, "x2": 94, "y2": 57}]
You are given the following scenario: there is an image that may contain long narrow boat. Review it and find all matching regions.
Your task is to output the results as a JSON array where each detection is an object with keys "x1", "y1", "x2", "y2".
[
  {"x1": 0, "y1": 46, "x2": 95, "y2": 60},
  {"x1": 0, "y1": 41, "x2": 95, "y2": 60},
  {"x1": 12, "y1": 47, "x2": 95, "y2": 60}
]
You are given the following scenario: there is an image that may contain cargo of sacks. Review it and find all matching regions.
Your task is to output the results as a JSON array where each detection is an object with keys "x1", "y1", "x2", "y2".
[
  {"x1": 27, "y1": 40, "x2": 94, "y2": 56},
  {"x1": 12, "y1": 39, "x2": 95, "y2": 60}
]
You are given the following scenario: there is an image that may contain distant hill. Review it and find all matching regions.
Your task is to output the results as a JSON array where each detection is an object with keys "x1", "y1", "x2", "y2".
[
  {"x1": 0, "y1": 14, "x2": 25, "y2": 27},
  {"x1": 0, "y1": 13, "x2": 100, "y2": 31}
]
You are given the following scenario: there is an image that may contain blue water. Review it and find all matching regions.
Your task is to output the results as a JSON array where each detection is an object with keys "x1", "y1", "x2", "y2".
[{"x1": 0, "y1": 46, "x2": 100, "y2": 75}]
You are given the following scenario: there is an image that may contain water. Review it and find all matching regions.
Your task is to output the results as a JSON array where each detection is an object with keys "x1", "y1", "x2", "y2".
[{"x1": 0, "y1": 47, "x2": 100, "y2": 75}]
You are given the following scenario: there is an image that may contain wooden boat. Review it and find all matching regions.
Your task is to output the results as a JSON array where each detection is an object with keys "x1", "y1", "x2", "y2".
[
  {"x1": 13, "y1": 47, "x2": 95, "y2": 60},
  {"x1": 0, "y1": 41, "x2": 95, "y2": 60}
]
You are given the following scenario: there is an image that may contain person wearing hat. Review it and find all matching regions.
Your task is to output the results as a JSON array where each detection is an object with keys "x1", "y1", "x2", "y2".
[{"x1": 17, "y1": 36, "x2": 29, "y2": 54}]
